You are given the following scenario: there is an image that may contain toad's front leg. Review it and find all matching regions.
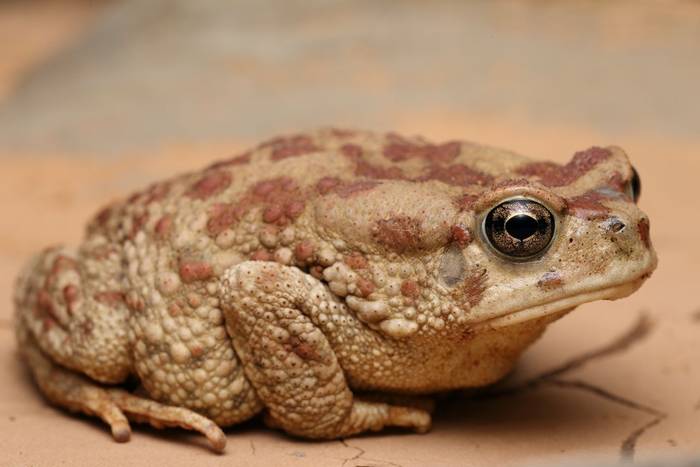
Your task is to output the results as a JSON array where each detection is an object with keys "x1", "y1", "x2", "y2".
[{"x1": 220, "y1": 261, "x2": 431, "y2": 439}]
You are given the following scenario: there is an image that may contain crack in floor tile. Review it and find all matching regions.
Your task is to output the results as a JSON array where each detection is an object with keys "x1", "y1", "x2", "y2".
[
  {"x1": 339, "y1": 439, "x2": 403, "y2": 467},
  {"x1": 619, "y1": 416, "x2": 665, "y2": 463},
  {"x1": 546, "y1": 379, "x2": 663, "y2": 417},
  {"x1": 477, "y1": 312, "x2": 664, "y2": 462},
  {"x1": 486, "y1": 312, "x2": 653, "y2": 397},
  {"x1": 339, "y1": 439, "x2": 364, "y2": 467},
  {"x1": 546, "y1": 377, "x2": 668, "y2": 462}
]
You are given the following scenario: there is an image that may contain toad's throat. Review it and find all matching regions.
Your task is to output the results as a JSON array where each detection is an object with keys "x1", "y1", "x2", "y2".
[{"x1": 472, "y1": 278, "x2": 646, "y2": 329}]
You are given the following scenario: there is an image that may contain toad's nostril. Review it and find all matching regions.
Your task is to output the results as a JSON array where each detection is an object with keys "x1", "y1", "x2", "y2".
[
  {"x1": 611, "y1": 220, "x2": 626, "y2": 233},
  {"x1": 602, "y1": 217, "x2": 626, "y2": 233}
]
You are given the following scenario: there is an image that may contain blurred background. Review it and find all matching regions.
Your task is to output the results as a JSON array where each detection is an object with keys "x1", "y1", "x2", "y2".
[
  {"x1": 2, "y1": 0, "x2": 699, "y2": 154},
  {"x1": 0, "y1": 1, "x2": 698, "y2": 466}
]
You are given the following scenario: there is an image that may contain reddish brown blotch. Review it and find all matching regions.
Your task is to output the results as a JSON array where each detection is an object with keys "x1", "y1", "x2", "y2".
[
  {"x1": 186, "y1": 170, "x2": 232, "y2": 200},
  {"x1": 178, "y1": 259, "x2": 214, "y2": 283},
  {"x1": 372, "y1": 216, "x2": 423, "y2": 253},
  {"x1": 262, "y1": 134, "x2": 319, "y2": 161},
  {"x1": 516, "y1": 147, "x2": 611, "y2": 187},
  {"x1": 450, "y1": 224, "x2": 472, "y2": 247},
  {"x1": 294, "y1": 241, "x2": 315, "y2": 262}
]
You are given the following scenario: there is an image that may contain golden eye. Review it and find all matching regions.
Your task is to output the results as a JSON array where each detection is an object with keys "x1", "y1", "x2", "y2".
[{"x1": 483, "y1": 198, "x2": 555, "y2": 260}]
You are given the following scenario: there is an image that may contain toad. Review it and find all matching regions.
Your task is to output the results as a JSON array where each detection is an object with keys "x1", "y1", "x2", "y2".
[{"x1": 13, "y1": 129, "x2": 656, "y2": 451}]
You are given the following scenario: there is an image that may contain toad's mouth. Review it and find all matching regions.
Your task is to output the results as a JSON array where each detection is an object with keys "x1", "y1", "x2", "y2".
[{"x1": 472, "y1": 276, "x2": 648, "y2": 330}]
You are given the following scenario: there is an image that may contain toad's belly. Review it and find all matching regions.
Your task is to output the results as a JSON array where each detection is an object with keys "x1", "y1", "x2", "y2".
[{"x1": 338, "y1": 316, "x2": 554, "y2": 393}]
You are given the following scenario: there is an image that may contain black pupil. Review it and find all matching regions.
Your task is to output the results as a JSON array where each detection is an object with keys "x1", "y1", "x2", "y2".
[{"x1": 505, "y1": 214, "x2": 539, "y2": 240}]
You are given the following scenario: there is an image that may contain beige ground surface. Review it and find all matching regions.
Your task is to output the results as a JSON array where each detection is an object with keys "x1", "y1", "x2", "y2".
[{"x1": 0, "y1": 1, "x2": 698, "y2": 466}]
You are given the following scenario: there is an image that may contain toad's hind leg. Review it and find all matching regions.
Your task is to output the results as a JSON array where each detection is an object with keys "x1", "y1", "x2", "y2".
[
  {"x1": 220, "y1": 261, "x2": 431, "y2": 439},
  {"x1": 14, "y1": 240, "x2": 225, "y2": 450},
  {"x1": 14, "y1": 240, "x2": 131, "y2": 384},
  {"x1": 16, "y1": 321, "x2": 226, "y2": 451}
]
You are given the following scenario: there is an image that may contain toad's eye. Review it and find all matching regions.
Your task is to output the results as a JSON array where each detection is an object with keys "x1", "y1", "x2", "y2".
[
  {"x1": 627, "y1": 167, "x2": 641, "y2": 203},
  {"x1": 483, "y1": 198, "x2": 555, "y2": 260}
]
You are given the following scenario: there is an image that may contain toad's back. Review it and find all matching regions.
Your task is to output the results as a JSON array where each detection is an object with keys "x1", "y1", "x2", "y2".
[{"x1": 87, "y1": 128, "x2": 528, "y2": 249}]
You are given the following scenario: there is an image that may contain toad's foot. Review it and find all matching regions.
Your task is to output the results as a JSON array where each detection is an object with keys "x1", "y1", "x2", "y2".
[
  {"x1": 108, "y1": 389, "x2": 227, "y2": 452},
  {"x1": 18, "y1": 324, "x2": 226, "y2": 452},
  {"x1": 263, "y1": 401, "x2": 431, "y2": 435}
]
